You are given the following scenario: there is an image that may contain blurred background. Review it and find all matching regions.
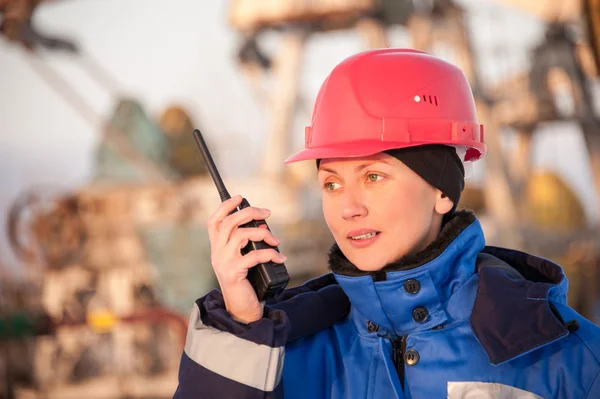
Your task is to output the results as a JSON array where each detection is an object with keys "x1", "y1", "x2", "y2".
[{"x1": 1, "y1": 0, "x2": 600, "y2": 397}]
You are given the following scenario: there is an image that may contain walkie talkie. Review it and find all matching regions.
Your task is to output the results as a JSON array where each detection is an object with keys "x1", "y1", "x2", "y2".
[{"x1": 192, "y1": 129, "x2": 290, "y2": 301}]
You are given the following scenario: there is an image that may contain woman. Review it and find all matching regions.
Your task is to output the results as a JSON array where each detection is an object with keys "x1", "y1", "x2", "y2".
[{"x1": 174, "y1": 49, "x2": 600, "y2": 398}]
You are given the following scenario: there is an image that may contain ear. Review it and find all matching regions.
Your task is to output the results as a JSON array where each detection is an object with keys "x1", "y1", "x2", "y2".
[{"x1": 434, "y1": 190, "x2": 454, "y2": 215}]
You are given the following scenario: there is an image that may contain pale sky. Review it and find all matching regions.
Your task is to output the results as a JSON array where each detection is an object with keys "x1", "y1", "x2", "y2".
[{"x1": 0, "y1": 0, "x2": 597, "y2": 273}]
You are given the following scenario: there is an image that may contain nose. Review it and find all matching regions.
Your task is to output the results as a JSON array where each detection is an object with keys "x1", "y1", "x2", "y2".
[{"x1": 340, "y1": 186, "x2": 368, "y2": 220}]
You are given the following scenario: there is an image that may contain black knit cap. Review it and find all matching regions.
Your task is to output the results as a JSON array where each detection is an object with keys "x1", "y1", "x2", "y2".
[{"x1": 384, "y1": 145, "x2": 465, "y2": 206}]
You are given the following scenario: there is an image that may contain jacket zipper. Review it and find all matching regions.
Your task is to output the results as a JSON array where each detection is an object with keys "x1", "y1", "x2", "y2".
[{"x1": 391, "y1": 335, "x2": 407, "y2": 390}]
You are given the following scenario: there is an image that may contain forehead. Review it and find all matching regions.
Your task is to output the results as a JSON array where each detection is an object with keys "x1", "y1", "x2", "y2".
[{"x1": 318, "y1": 153, "x2": 398, "y2": 170}]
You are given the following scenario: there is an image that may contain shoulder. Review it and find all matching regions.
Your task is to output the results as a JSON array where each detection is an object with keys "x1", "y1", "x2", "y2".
[
  {"x1": 552, "y1": 302, "x2": 600, "y2": 362},
  {"x1": 471, "y1": 247, "x2": 599, "y2": 369},
  {"x1": 551, "y1": 302, "x2": 600, "y2": 398}
]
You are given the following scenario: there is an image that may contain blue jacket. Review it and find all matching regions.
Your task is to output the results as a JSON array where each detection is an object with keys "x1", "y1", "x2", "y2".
[{"x1": 173, "y1": 214, "x2": 600, "y2": 398}]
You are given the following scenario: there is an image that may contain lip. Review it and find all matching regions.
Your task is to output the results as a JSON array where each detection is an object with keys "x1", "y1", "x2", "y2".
[{"x1": 347, "y1": 229, "x2": 381, "y2": 249}]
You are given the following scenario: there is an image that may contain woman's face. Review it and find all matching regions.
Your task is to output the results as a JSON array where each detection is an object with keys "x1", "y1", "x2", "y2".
[{"x1": 318, "y1": 152, "x2": 449, "y2": 272}]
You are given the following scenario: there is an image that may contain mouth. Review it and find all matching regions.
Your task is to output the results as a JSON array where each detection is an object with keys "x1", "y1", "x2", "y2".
[
  {"x1": 349, "y1": 232, "x2": 380, "y2": 240},
  {"x1": 346, "y1": 230, "x2": 381, "y2": 248}
]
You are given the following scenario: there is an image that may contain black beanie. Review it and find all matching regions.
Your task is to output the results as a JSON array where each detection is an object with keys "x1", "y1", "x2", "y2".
[{"x1": 384, "y1": 145, "x2": 465, "y2": 206}]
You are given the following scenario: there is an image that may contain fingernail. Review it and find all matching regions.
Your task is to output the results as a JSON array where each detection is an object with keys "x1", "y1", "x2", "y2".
[
  {"x1": 261, "y1": 208, "x2": 271, "y2": 214},
  {"x1": 273, "y1": 237, "x2": 281, "y2": 245},
  {"x1": 279, "y1": 253, "x2": 287, "y2": 261}
]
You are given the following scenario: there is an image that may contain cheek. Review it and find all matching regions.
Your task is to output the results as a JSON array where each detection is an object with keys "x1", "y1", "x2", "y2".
[
  {"x1": 370, "y1": 181, "x2": 435, "y2": 227},
  {"x1": 322, "y1": 196, "x2": 338, "y2": 233}
]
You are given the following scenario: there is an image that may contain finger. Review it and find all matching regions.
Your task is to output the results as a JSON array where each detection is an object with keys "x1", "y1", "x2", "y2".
[
  {"x1": 228, "y1": 227, "x2": 280, "y2": 251},
  {"x1": 238, "y1": 249, "x2": 286, "y2": 271},
  {"x1": 215, "y1": 249, "x2": 286, "y2": 286},
  {"x1": 217, "y1": 206, "x2": 271, "y2": 249},
  {"x1": 207, "y1": 195, "x2": 243, "y2": 244}
]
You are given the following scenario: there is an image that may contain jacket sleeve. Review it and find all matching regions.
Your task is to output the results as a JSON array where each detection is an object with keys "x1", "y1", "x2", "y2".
[{"x1": 173, "y1": 289, "x2": 289, "y2": 399}]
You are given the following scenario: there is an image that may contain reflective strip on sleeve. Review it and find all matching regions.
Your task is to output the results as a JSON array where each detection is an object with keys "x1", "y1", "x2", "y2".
[
  {"x1": 184, "y1": 303, "x2": 285, "y2": 392},
  {"x1": 448, "y1": 382, "x2": 544, "y2": 399}
]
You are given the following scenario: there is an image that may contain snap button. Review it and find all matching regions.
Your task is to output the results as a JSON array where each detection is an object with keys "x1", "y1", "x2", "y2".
[
  {"x1": 404, "y1": 279, "x2": 421, "y2": 294},
  {"x1": 405, "y1": 349, "x2": 420, "y2": 366},
  {"x1": 412, "y1": 306, "x2": 429, "y2": 323},
  {"x1": 367, "y1": 321, "x2": 379, "y2": 333}
]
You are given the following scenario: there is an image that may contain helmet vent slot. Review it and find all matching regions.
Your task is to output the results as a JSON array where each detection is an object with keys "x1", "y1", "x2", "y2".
[{"x1": 421, "y1": 95, "x2": 438, "y2": 106}]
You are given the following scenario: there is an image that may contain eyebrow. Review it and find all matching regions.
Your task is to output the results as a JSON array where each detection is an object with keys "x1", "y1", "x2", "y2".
[{"x1": 318, "y1": 160, "x2": 391, "y2": 175}]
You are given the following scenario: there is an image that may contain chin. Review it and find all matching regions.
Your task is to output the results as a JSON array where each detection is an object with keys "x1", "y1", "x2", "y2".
[
  {"x1": 343, "y1": 242, "x2": 409, "y2": 272},
  {"x1": 347, "y1": 253, "x2": 389, "y2": 272}
]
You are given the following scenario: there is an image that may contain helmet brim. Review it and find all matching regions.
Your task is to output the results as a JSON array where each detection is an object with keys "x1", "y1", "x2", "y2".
[{"x1": 284, "y1": 140, "x2": 486, "y2": 164}]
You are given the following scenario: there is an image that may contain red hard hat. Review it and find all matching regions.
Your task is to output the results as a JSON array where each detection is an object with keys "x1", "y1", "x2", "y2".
[{"x1": 284, "y1": 48, "x2": 486, "y2": 164}]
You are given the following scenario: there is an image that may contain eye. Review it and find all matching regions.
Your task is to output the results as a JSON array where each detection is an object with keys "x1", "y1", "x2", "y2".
[
  {"x1": 325, "y1": 182, "x2": 341, "y2": 191},
  {"x1": 367, "y1": 174, "x2": 383, "y2": 183}
]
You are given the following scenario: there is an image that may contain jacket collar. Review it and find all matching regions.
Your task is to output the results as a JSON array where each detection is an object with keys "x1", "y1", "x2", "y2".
[
  {"x1": 471, "y1": 246, "x2": 571, "y2": 365},
  {"x1": 330, "y1": 211, "x2": 484, "y2": 337}
]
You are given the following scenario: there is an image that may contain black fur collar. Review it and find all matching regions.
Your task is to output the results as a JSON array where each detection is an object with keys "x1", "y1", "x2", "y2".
[{"x1": 328, "y1": 210, "x2": 476, "y2": 280}]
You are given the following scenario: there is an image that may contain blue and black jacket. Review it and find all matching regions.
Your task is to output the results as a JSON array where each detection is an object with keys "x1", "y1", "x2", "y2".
[{"x1": 174, "y1": 211, "x2": 600, "y2": 398}]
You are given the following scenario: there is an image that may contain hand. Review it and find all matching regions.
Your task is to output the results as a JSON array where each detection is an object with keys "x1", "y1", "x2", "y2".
[{"x1": 207, "y1": 195, "x2": 286, "y2": 324}]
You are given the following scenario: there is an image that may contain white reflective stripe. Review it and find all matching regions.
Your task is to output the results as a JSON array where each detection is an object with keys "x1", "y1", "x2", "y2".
[
  {"x1": 448, "y1": 382, "x2": 545, "y2": 399},
  {"x1": 184, "y1": 303, "x2": 285, "y2": 392}
]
